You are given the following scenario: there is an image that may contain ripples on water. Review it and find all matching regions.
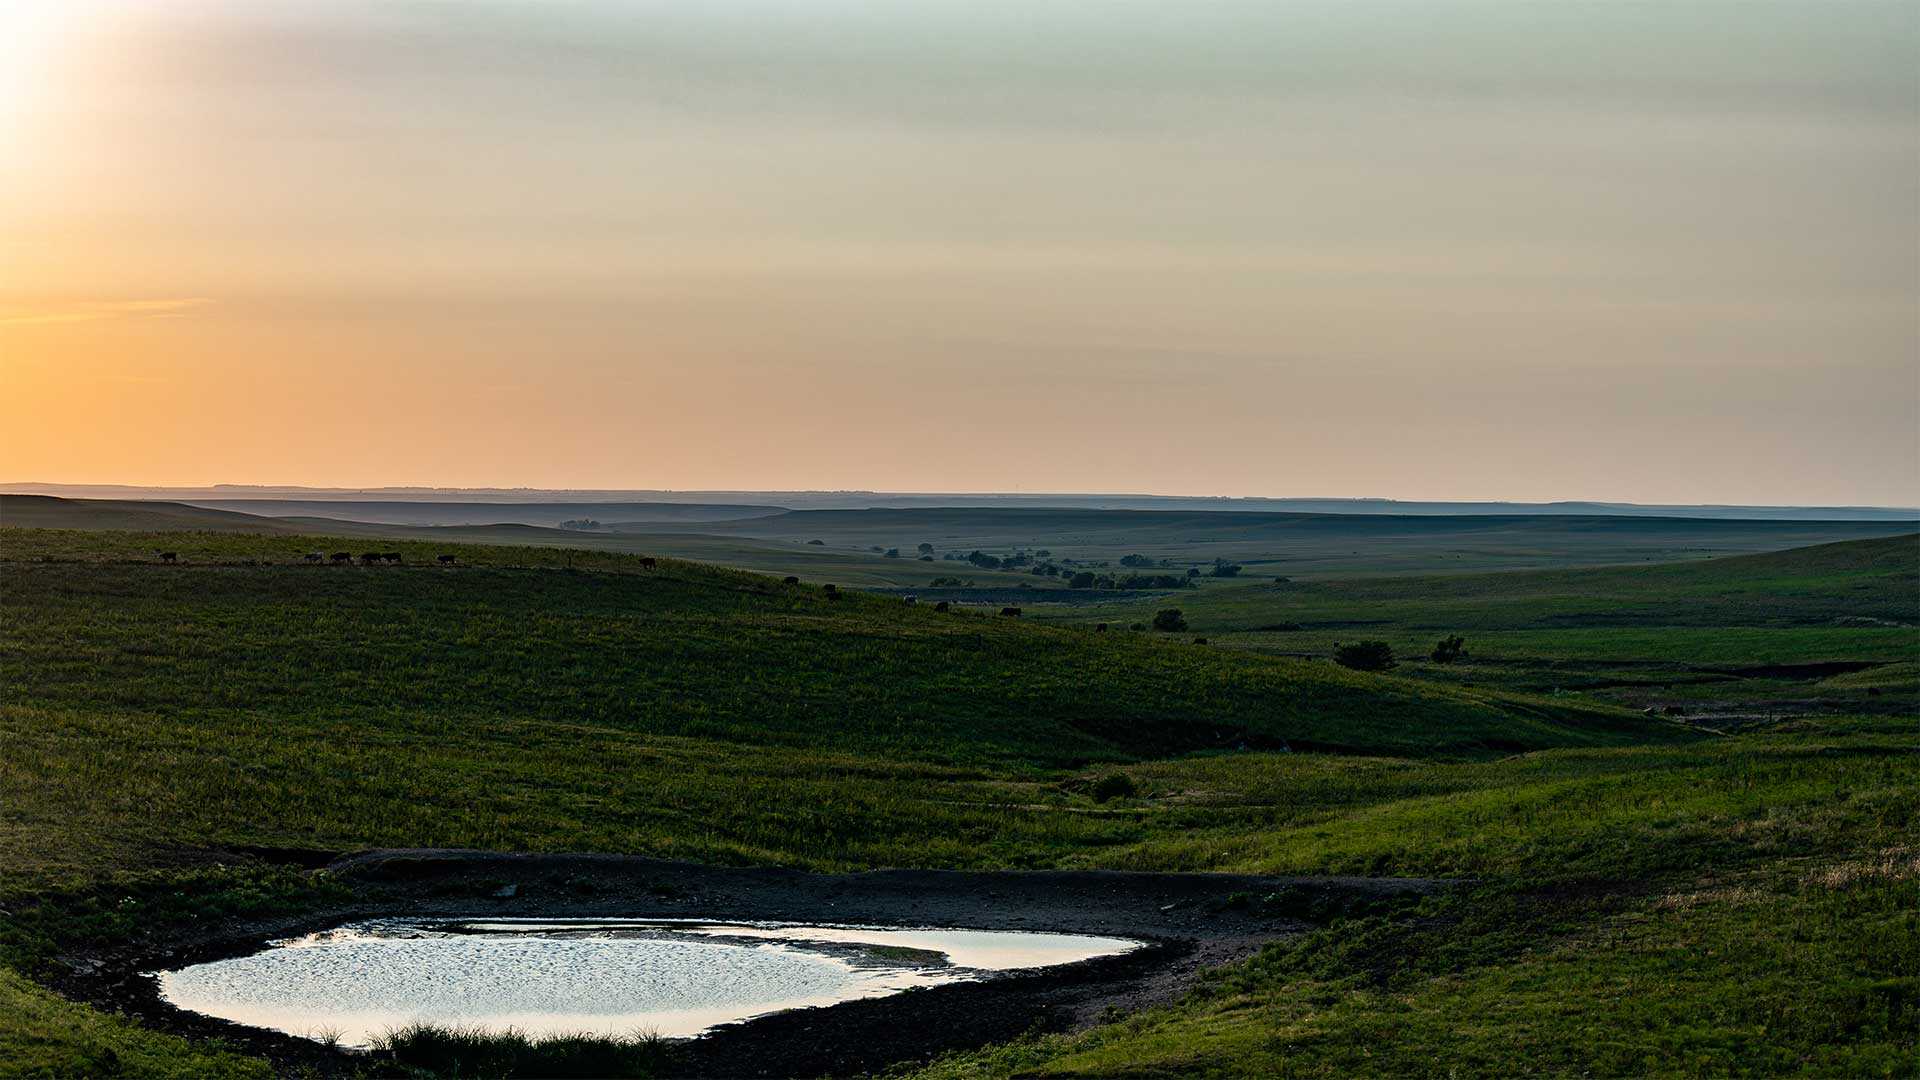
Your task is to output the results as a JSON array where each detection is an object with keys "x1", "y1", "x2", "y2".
[{"x1": 155, "y1": 918, "x2": 1140, "y2": 1047}]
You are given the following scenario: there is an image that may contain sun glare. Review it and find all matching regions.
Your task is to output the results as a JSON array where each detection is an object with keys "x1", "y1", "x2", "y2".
[{"x1": 0, "y1": 3, "x2": 81, "y2": 128}]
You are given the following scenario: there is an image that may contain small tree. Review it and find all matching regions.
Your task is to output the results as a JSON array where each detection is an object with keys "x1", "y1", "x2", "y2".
[
  {"x1": 917, "y1": 543, "x2": 935, "y2": 555},
  {"x1": 1069, "y1": 571, "x2": 1097, "y2": 589},
  {"x1": 884, "y1": 548, "x2": 901, "y2": 558},
  {"x1": 1430, "y1": 635, "x2": 1467, "y2": 663},
  {"x1": 1186, "y1": 568, "x2": 1200, "y2": 578},
  {"x1": 1334, "y1": 641, "x2": 1396, "y2": 672},
  {"x1": 1152, "y1": 608, "x2": 1188, "y2": 632}
]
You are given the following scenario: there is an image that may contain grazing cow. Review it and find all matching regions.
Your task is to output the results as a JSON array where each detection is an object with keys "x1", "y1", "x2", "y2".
[
  {"x1": 330, "y1": 552, "x2": 352, "y2": 564},
  {"x1": 1194, "y1": 637, "x2": 1209, "y2": 645},
  {"x1": 822, "y1": 583, "x2": 837, "y2": 592},
  {"x1": 639, "y1": 557, "x2": 657, "y2": 570},
  {"x1": 933, "y1": 601, "x2": 950, "y2": 612},
  {"x1": 358, "y1": 552, "x2": 382, "y2": 565},
  {"x1": 157, "y1": 552, "x2": 178, "y2": 564},
  {"x1": 902, "y1": 594, "x2": 917, "y2": 605},
  {"x1": 1095, "y1": 623, "x2": 1108, "y2": 632},
  {"x1": 1000, "y1": 607, "x2": 1022, "y2": 618},
  {"x1": 436, "y1": 554, "x2": 457, "y2": 565},
  {"x1": 382, "y1": 552, "x2": 404, "y2": 565},
  {"x1": 783, "y1": 576, "x2": 800, "y2": 585},
  {"x1": 303, "y1": 552, "x2": 323, "y2": 564}
]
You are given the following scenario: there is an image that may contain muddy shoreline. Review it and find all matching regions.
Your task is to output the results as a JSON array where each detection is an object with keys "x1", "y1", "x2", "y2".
[{"x1": 48, "y1": 849, "x2": 1454, "y2": 1077}]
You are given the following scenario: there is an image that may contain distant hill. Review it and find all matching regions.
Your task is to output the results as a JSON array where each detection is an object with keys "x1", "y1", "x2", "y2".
[
  {"x1": 184, "y1": 499, "x2": 786, "y2": 527},
  {"x1": 0, "y1": 494, "x2": 296, "y2": 534},
  {"x1": 5, "y1": 483, "x2": 1915, "y2": 521},
  {"x1": 1069, "y1": 533, "x2": 1920, "y2": 634},
  {"x1": 613, "y1": 506, "x2": 1920, "y2": 578}
]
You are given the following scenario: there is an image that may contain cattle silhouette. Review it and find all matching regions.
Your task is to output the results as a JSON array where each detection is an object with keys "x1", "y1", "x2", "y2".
[
  {"x1": 330, "y1": 552, "x2": 352, "y2": 565},
  {"x1": 436, "y1": 554, "x2": 457, "y2": 565},
  {"x1": 303, "y1": 552, "x2": 323, "y2": 563},
  {"x1": 639, "y1": 557, "x2": 657, "y2": 570},
  {"x1": 1000, "y1": 607, "x2": 1022, "y2": 617},
  {"x1": 157, "y1": 552, "x2": 178, "y2": 564}
]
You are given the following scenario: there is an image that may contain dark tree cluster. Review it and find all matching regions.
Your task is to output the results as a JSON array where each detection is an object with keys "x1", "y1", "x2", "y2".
[{"x1": 1334, "y1": 641, "x2": 1396, "y2": 672}]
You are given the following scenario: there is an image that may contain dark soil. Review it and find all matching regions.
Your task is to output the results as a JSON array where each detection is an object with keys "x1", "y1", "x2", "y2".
[{"x1": 51, "y1": 848, "x2": 1455, "y2": 1078}]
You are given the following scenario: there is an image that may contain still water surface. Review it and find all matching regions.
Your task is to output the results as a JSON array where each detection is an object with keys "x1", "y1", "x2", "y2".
[{"x1": 156, "y1": 918, "x2": 1139, "y2": 1047}]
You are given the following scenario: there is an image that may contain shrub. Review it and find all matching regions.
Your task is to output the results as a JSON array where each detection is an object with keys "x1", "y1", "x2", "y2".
[
  {"x1": 1090, "y1": 773, "x2": 1137, "y2": 802},
  {"x1": 1152, "y1": 609, "x2": 1188, "y2": 632},
  {"x1": 1069, "y1": 571, "x2": 1097, "y2": 589},
  {"x1": 1430, "y1": 635, "x2": 1468, "y2": 663},
  {"x1": 1334, "y1": 640, "x2": 1396, "y2": 672}
]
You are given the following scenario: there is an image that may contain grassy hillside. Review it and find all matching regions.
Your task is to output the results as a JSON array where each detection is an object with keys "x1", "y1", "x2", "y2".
[
  {"x1": 0, "y1": 495, "x2": 297, "y2": 534},
  {"x1": 1035, "y1": 535, "x2": 1919, "y2": 717},
  {"x1": 1063, "y1": 533, "x2": 1920, "y2": 633},
  {"x1": 0, "y1": 496, "x2": 1041, "y2": 588},
  {"x1": 0, "y1": 527, "x2": 1910, "y2": 1078},
  {"x1": 0, "y1": 528, "x2": 1671, "y2": 777},
  {"x1": 625, "y1": 506, "x2": 1920, "y2": 578}
]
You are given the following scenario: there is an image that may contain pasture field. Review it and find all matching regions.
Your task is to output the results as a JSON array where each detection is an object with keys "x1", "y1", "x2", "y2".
[
  {"x1": 1042, "y1": 535, "x2": 1920, "y2": 718},
  {"x1": 615, "y1": 506, "x2": 1920, "y2": 578},
  {"x1": 0, "y1": 527, "x2": 1913, "y2": 1077}
]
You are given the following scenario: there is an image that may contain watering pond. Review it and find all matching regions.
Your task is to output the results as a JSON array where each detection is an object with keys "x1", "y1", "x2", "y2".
[{"x1": 153, "y1": 918, "x2": 1142, "y2": 1047}]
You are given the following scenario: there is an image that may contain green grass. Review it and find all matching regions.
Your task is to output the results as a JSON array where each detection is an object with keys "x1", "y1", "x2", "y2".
[
  {"x1": 1036, "y1": 535, "x2": 1919, "y2": 716},
  {"x1": 374, "y1": 1023, "x2": 672, "y2": 1079},
  {"x1": 0, "y1": 526, "x2": 1913, "y2": 1077},
  {"x1": 915, "y1": 727, "x2": 1920, "y2": 1078},
  {"x1": 1053, "y1": 534, "x2": 1920, "y2": 633},
  {"x1": 629, "y1": 506, "x2": 1919, "y2": 578}
]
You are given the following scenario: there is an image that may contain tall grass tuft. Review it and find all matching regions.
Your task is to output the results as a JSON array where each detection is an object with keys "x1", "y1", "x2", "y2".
[{"x1": 373, "y1": 1023, "x2": 672, "y2": 1079}]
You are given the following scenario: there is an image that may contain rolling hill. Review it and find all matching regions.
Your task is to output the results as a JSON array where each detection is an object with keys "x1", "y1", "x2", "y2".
[
  {"x1": 0, "y1": 494, "x2": 300, "y2": 534},
  {"x1": 1065, "y1": 532, "x2": 1920, "y2": 634},
  {"x1": 611, "y1": 506, "x2": 1920, "y2": 577}
]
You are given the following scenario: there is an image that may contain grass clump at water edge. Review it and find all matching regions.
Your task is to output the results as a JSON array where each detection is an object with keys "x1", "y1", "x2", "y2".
[{"x1": 373, "y1": 1022, "x2": 672, "y2": 1079}]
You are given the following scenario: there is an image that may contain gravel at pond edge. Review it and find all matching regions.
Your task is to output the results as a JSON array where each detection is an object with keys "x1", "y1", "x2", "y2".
[{"x1": 47, "y1": 848, "x2": 1458, "y2": 1078}]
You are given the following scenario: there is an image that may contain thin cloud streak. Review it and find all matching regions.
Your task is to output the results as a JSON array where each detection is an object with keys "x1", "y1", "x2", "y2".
[{"x1": 0, "y1": 298, "x2": 212, "y2": 327}]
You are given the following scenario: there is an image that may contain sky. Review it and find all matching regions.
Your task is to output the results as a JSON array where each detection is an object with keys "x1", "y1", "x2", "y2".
[{"x1": 2, "y1": 0, "x2": 1916, "y2": 504}]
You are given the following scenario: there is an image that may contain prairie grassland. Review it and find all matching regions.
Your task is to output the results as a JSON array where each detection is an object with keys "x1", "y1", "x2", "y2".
[{"x1": 0, "y1": 527, "x2": 1913, "y2": 1077}]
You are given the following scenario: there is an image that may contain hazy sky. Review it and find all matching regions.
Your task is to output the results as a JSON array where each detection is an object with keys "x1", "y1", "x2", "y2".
[{"x1": 3, "y1": 0, "x2": 1916, "y2": 503}]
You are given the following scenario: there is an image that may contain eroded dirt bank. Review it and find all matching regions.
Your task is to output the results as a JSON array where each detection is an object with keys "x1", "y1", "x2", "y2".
[{"x1": 53, "y1": 849, "x2": 1455, "y2": 1077}]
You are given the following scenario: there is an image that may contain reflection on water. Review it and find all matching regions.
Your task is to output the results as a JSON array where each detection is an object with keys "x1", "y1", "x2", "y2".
[{"x1": 155, "y1": 919, "x2": 1140, "y2": 1048}]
